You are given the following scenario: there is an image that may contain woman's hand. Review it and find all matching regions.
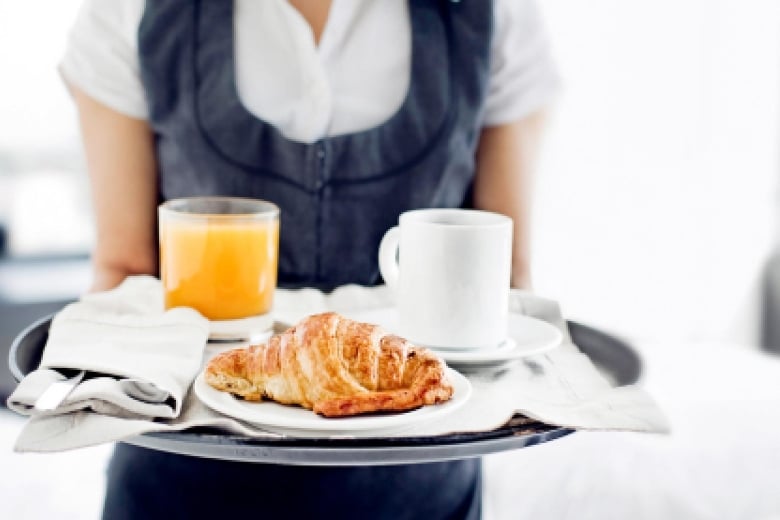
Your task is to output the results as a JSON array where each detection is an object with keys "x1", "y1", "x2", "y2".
[
  {"x1": 70, "y1": 85, "x2": 159, "y2": 292},
  {"x1": 473, "y1": 110, "x2": 547, "y2": 289}
]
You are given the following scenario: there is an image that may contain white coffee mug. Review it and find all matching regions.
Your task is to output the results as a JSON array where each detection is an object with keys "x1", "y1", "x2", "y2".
[{"x1": 378, "y1": 208, "x2": 513, "y2": 350}]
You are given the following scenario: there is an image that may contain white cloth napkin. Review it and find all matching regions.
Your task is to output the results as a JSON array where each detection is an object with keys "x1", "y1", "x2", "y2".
[
  {"x1": 7, "y1": 276, "x2": 209, "y2": 419},
  {"x1": 8, "y1": 277, "x2": 669, "y2": 452}
]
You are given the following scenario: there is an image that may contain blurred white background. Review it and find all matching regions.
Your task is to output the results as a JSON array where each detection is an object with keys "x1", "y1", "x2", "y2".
[
  {"x1": 1, "y1": 0, "x2": 779, "y2": 519},
  {"x1": 534, "y1": 0, "x2": 780, "y2": 345}
]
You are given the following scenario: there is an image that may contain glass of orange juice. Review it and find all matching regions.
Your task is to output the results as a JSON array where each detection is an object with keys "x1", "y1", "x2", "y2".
[{"x1": 158, "y1": 197, "x2": 280, "y2": 321}]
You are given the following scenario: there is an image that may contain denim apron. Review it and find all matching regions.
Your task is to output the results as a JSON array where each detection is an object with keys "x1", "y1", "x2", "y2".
[{"x1": 103, "y1": 1, "x2": 493, "y2": 518}]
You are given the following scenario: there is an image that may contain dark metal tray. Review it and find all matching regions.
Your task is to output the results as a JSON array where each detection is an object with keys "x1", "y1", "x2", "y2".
[{"x1": 8, "y1": 314, "x2": 641, "y2": 466}]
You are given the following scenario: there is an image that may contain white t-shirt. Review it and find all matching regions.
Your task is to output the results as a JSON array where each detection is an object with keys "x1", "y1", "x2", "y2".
[{"x1": 61, "y1": 0, "x2": 560, "y2": 144}]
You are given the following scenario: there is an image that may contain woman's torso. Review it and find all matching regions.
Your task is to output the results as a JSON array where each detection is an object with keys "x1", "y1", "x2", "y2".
[
  {"x1": 59, "y1": 2, "x2": 561, "y2": 518},
  {"x1": 140, "y1": 0, "x2": 493, "y2": 290}
]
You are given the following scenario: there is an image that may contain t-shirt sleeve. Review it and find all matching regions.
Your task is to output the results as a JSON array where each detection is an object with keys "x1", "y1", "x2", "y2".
[
  {"x1": 59, "y1": 0, "x2": 148, "y2": 119},
  {"x1": 482, "y1": 0, "x2": 562, "y2": 127}
]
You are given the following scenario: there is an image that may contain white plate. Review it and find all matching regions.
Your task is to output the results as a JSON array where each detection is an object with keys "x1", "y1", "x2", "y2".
[
  {"x1": 193, "y1": 368, "x2": 471, "y2": 436},
  {"x1": 345, "y1": 308, "x2": 563, "y2": 366}
]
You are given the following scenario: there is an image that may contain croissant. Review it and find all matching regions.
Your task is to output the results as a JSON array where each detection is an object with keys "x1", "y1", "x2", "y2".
[{"x1": 204, "y1": 312, "x2": 454, "y2": 417}]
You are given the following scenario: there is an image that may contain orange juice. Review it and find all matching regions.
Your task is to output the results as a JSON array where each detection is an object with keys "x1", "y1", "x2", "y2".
[{"x1": 159, "y1": 198, "x2": 279, "y2": 320}]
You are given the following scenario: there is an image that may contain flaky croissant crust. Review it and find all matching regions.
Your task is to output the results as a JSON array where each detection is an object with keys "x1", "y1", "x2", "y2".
[{"x1": 204, "y1": 312, "x2": 454, "y2": 417}]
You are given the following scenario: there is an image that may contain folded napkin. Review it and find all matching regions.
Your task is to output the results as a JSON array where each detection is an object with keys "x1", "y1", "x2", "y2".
[
  {"x1": 7, "y1": 276, "x2": 209, "y2": 419},
  {"x1": 8, "y1": 277, "x2": 669, "y2": 452}
]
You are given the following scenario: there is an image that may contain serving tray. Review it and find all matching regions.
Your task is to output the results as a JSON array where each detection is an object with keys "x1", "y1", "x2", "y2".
[{"x1": 8, "y1": 314, "x2": 640, "y2": 466}]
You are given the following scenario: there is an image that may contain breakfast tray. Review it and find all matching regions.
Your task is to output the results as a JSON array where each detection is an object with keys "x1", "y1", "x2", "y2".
[{"x1": 9, "y1": 315, "x2": 641, "y2": 466}]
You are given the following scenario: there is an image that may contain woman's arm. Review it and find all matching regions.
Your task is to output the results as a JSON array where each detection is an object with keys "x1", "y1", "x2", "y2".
[
  {"x1": 70, "y1": 85, "x2": 159, "y2": 292},
  {"x1": 473, "y1": 110, "x2": 547, "y2": 289}
]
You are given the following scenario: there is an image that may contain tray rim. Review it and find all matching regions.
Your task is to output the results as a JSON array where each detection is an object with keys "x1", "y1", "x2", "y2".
[
  {"x1": 126, "y1": 427, "x2": 574, "y2": 466},
  {"x1": 8, "y1": 313, "x2": 51, "y2": 383}
]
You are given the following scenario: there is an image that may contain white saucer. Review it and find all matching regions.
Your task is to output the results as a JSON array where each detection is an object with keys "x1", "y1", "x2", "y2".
[
  {"x1": 193, "y1": 368, "x2": 471, "y2": 437},
  {"x1": 344, "y1": 308, "x2": 563, "y2": 366},
  {"x1": 208, "y1": 314, "x2": 274, "y2": 343}
]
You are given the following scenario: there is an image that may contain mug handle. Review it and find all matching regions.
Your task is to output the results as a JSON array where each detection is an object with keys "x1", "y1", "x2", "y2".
[{"x1": 378, "y1": 226, "x2": 400, "y2": 289}]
